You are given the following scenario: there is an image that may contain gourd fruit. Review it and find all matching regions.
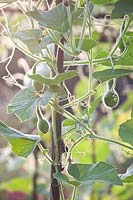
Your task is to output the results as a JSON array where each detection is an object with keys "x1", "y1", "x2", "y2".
[
  {"x1": 36, "y1": 107, "x2": 49, "y2": 134},
  {"x1": 103, "y1": 89, "x2": 119, "y2": 108},
  {"x1": 103, "y1": 79, "x2": 119, "y2": 108}
]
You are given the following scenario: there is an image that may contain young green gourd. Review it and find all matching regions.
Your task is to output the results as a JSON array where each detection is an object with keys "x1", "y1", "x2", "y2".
[
  {"x1": 103, "y1": 79, "x2": 119, "y2": 108},
  {"x1": 36, "y1": 107, "x2": 49, "y2": 135}
]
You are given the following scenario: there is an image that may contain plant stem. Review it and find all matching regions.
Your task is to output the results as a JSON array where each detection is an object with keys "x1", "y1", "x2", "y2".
[
  {"x1": 49, "y1": 102, "x2": 133, "y2": 151},
  {"x1": 38, "y1": 143, "x2": 54, "y2": 164},
  {"x1": 13, "y1": 40, "x2": 44, "y2": 61},
  {"x1": 36, "y1": 0, "x2": 44, "y2": 7},
  {"x1": 50, "y1": 103, "x2": 60, "y2": 200},
  {"x1": 63, "y1": 57, "x2": 110, "y2": 67},
  {"x1": 71, "y1": 186, "x2": 77, "y2": 200},
  {"x1": 51, "y1": 103, "x2": 59, "y2": 170},
  {"x1": 109, "y1": 16, "x2": 132, "y2": 57},
  {"x1": 67, "y1": 135, "x2": 86, "y2": 161},
  {"x1": 48, "y1": 30, "x2": 77, "y2": 56},
  {"x1": 63, "y1": 91, "x2": 94, "y2": 109},
  {"x1": 59, "y1": 184, "x2": 65, "y2": 200},
  {"x1": 87, "y1": 12, "x2": 96, "y2": 200},
  {"x1": 92, "y1": 134, "x2": 133, "y2": 151},
  {"x1": 67, "y1": 5, "x2": 76, "y2": 52},
  {"x1": 78, "y1": 0, "x2": 89, "y2": 50},
  {"x1": 88, "y1": 10, "x2": 93, "y2": 108}
]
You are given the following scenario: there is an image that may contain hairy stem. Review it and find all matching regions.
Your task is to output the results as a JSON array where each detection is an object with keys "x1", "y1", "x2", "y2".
[{"x1": 71, "y1": 187, "x2": 77, "y2": 200}]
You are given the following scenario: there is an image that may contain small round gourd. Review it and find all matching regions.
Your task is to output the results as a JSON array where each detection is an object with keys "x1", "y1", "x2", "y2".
[
  {"x1": 36, "y1": 107, "x2": 49, "y2": 134},
  {"x1": 37, "y1": 118, "x2": 49, "y2": 134},
  {"x1": 103, "y1": 89, "x2": 119, "y2": 108}
]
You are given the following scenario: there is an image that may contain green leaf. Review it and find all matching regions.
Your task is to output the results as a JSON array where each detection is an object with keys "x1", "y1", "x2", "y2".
[
  {"x1": 16, "y1": 29, "x2": 42, "y2": 41},
  {"x1": 87, "y1": 96, "x2": 101, "y2": 117},
  {"x1": 15, "y1": 29, "x2": 42, "y2": 54},
  {"x1": 40, "y1": 91, "x2": 54, "y2": 105},
  {"x1": 63, "y1": 119, "x2": 75, "y2": 127},
  {"x1": 75, "y1": 37, "x2": 97, "y2": 52},
  {"x1": 54, "y1": 172, "x2": 80, "y2": 187},
  {"x1": 92, "y1": 0, "x2": 116, "y2": 5},
  {"x1": 111, "y1": 0, "x2": 133, "y2": 19},
  {"x1": 119, "y1": 119, "x2": 133, "y2": 146},
  {"x1": 26, "y1": 3, "x2": 69, "y2": 33},
  {"x1": 68, "y1": 162, "x2": 123, "y2": 186},
  {"x1": 70, "y1": 3, "x2": 83, "y2": 20},
  {"x1": 41, "y1": 31, "x2": 61, "y2": 49},
  {"x1": 117, "y1": 33, "x2": 133, "y2": 66},
  {"x1": 92, "y1": 69, "x2": 133, "y2": 83},
  {"x1": 0, "y1": 121, "x2": 40, "y2": 157},
  {"x1": 120, "y1": 165, "x2": 133, "y2": 183},
  {"x1": 8, "y1": 87, "x2": 53, "y2": 121},
  {"x1": 0, "y1": 177, "x2": 32, "y2": 193},
  {"x1": 95, "y1": 33, "x2": 133, "y2": 66},
  {"x1": 16, "y1": 29, "x2": 61, "y2": 53},
  {"x1": 28, "y1": 71, "x2": 78, "y2": 86},
  {"x1": 95, "y1": 51, "x2": 111, "y2": 66},
  {"x1": 8, "y1": 87, "x2": 40, "y2": 121},
  {"x1": 54, "y1": 172, "x2": 70, "y2": 184}
]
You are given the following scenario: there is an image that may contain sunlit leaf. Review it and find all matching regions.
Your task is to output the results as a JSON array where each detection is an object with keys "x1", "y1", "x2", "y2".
[
  {"x1": 27, "y1": 3, "x2": 69, "y2": 33},
  {"x1": 117, "y1": 32, "x2": 133, "y2": 66},
  {"x1": 15, "y1": 29, "x2": 42, "y2": 54},
  {"x1": 63, "y1": 119, "x2": 75, "y2": 127},
  {"x1": 87, "y1": 96, "x2": 101, "y2": 117},
  {"x1": 15, "y1": 29, "x2": 61, "y2": 53},
  {"x1": 28, "y1": 71, "x2": 78, "y2": 86},
  {"x1": 93, "y1": 69, "x2": 133, "y2": 82},
  {"x1": 119, "y1": 119, "x2": 133, "y2": 146},
  {"x1": 8, "y1": 87, "x2": 53, "y2": 121},
  {"x1": 68, "y1": 162, "x2": 123, "y2": 185},
  {"x1": 75, "y1": 37, "x2": 97, "y2": 52},
  {"x1": 0, "y1": 121, "x2": 40, "y2": 157}
]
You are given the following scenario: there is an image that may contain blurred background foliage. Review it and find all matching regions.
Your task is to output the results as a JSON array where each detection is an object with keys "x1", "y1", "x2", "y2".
[{"x1": 0, "y1": 0, "x2": 133, "y2": 199}]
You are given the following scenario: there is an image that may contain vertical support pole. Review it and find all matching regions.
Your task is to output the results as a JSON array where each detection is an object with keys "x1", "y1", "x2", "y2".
[{"x1": 50, "y1": 0, "x2": 64, "y2": 199}]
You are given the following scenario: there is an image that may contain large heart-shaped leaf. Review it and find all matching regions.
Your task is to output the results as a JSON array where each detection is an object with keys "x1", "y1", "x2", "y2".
[
  {"x1": 28, "y1": 71, "x2": 78, "y2": 86},
  {"x1": 15, "y1": 29, "x2": 61, "y2": 53},
  {"x1": 0, "y1": 121, "x2": 40, "y2": 157},
  {"x1": 15, "y1": 29, "x2": 42, "y2": 54},
  {"x1": 27, "y1": 3, "x2": 69, "y2": 33},
  {"x1": 119, "y1": 119, "x2": 133, "y2": 146},
  {"x1": 92, "y1": 69, "x2": 133, "y2": 82},
  {"x1": 8, "y1": 87, "x2": 53, "y2": 121},
  {"x1": 68, "y1": 162, "x2": 123, "y2": 186},
  {"x1": 111, "y1": 0, "x2": 133, "y2": 19}
]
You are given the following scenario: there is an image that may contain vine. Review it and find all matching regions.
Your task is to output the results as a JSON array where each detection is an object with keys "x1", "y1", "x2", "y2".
[{"x1": 0, "y1": 0, "x2": 133, "y2": 200}]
